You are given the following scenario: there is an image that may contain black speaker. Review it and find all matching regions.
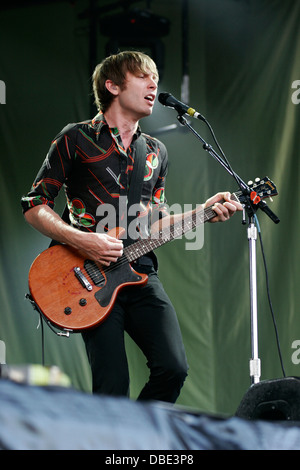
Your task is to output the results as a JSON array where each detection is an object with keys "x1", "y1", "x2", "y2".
[{"x1": 236, "y1": 377, "x2": 300, "y2": 421}]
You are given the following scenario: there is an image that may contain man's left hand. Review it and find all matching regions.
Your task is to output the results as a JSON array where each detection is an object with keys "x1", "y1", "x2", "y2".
[{"x1": 204, "y1": 192, "x2": 243, "y2": 223}]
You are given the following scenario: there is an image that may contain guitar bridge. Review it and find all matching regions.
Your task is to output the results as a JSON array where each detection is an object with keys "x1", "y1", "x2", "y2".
[{"x1": 74, "y1": 267, "x2": 93, "y2": 291}]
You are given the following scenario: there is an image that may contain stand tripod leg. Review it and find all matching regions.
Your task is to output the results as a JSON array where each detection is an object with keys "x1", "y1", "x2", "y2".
[{"x1": 248, "y1": 221, "x2": 261, "y2": 384}]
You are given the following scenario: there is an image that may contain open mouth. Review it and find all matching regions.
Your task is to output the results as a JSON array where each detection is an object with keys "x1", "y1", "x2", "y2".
[{"x1": 144, "y1": 94, "x2": 155, "y2": 103}]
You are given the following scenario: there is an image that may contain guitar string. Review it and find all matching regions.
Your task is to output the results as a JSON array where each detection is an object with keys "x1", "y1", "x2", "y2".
[
  {"x1": 79, "y1": 205, "x2": 218, "y2": 285},
  {"x1": 82, "y1": 206, "x2": 218, "y2": 281},
  {"x1": 80, "y1": 188, "x2": 264, "y2": 284},
  {"x1": 76, "y1": 188, "x2": 272, "y2": 285}
]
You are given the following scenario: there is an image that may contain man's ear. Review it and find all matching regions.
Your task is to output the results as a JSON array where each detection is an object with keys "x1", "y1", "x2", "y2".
[{"x1": 105, "y1": 79, "x2": 119, "y2": 96}]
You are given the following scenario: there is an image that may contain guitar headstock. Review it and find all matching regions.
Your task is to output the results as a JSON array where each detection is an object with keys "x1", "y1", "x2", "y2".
[
  {"x1": 233, "y1": 176, "x2": 278, "y2": 205},
  {"x1": 248, "y1": 176, "x2": 278, "y2": 204}
]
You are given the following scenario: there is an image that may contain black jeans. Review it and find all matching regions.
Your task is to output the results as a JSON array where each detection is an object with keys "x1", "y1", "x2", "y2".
[{"x1": 82, "y1": 266, "x2": 188, "y2": 403}]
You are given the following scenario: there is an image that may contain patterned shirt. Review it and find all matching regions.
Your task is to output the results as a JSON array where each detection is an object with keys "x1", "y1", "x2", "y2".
[{"x1": 21, "y1": 113, "x2": 168, "y2": 242}]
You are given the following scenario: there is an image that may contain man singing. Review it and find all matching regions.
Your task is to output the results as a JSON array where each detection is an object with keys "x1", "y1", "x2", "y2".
[{"x1": 21, "y1": 51, "x2": 242, "y2": 403}]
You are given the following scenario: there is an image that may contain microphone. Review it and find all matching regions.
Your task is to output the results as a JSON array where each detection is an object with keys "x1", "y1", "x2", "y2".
[{"x1": 158, "y1": 92, "x2": 205, "y2": 121}]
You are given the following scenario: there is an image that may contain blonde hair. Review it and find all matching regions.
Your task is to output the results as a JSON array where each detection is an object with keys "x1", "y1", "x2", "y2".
[{"x1": 92, "y1": 50, "x2": 158, "y2": 112}]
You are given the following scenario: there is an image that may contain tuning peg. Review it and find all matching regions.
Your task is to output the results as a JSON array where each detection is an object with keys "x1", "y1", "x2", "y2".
[
  {"x1": 248, "y1": 180, "x2": 253, "y2": 186},
  {"x1": 255, "y1": 177, "x2": 260, "y2": 183}
]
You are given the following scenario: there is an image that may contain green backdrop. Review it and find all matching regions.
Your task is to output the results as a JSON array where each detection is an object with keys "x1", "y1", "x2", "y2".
[{"x1": 0, "y1": 0, "x2": 299, "y2": 416}]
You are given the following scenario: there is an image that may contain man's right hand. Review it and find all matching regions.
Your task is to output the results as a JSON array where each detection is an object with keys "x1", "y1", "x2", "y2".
[
  {"x1": 24, "y1": 205, "x2": 123, "y2": 266},
  {"x1": 78, "y1": 232, "x2": 124, "y2": 266}
]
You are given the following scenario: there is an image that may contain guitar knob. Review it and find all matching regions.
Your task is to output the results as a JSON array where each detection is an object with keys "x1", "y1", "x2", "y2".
[
  {"x1": 255, "y1": 177, "x2": 260, "y2": 182},
  {"x1": 79, "y1": 298, "x2": 87, "y2": 306},
  {"x1": 64, "y1": 307, "x2": 72, "y2": 315},
  {"x1": 248, "y1": 180, "x2": 253, "y2": 186}
]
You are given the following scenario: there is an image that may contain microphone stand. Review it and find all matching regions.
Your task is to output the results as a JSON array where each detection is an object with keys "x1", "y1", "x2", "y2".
[{"x1": 176, "y1": 114, "x2": 280, "y2": 385}]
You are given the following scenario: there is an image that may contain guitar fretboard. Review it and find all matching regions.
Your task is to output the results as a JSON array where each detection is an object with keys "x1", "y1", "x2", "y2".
[
  {"x1": 123, "y1": 192, "x2": 241, "y2": 263},
  {"x1": 124, "y1": 205, "x2": 215, "y2": 263}
]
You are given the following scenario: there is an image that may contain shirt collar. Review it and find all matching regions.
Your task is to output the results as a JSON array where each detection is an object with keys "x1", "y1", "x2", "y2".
[{"x1": 91, "y1": 112, "x2": 142, "y2": 140}]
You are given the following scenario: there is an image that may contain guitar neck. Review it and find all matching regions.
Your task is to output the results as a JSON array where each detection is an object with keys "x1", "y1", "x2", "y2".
[{"x1": 124, "y1": 192, "x2": 240, "y2": 263}]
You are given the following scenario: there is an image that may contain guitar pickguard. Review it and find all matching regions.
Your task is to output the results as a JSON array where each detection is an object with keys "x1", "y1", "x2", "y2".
[{"x1": 94, "y1": 262, "x2": 144, "y2": 308}]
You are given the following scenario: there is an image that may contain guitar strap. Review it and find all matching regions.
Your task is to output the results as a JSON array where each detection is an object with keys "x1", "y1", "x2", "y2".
[{"x1": 124, "y1": 134, "x2": 147, "y2": 246}]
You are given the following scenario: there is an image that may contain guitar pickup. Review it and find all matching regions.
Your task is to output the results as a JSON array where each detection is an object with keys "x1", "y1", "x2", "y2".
[{"x1": 74, "y1": 267, "x2": 93, "y2": 291}]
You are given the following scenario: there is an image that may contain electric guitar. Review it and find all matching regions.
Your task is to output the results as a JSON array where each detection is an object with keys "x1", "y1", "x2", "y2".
[{"x1": 28, "y1": 177, "x2": 277, "y2": 332}]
